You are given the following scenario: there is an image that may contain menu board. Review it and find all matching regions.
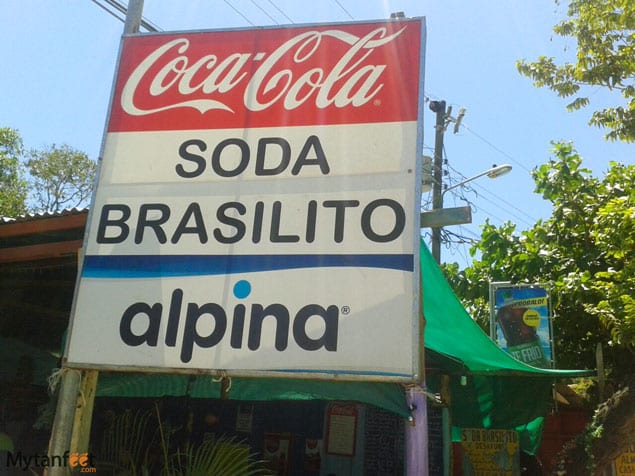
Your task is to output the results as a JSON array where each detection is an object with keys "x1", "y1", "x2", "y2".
[
  {"x1": 363, "y1": 406, "x2": 404, "y2": 475},
  {"x1": 427, "y1": 403, "x2": 445, "y2": 475},
  {"x1": 326, "y1": 404, "x2": 358, "y2": 456}
]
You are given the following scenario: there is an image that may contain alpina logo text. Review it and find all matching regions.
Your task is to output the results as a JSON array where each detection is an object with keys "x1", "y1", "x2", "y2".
[{"x1": 119, "y1": 280, "x2": 339, "y2": 362}]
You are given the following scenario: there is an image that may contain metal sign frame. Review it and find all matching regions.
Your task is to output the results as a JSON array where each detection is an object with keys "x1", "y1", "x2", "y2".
[{"x1": 64, "y1": 18, "x2": 426, "y2": 382}]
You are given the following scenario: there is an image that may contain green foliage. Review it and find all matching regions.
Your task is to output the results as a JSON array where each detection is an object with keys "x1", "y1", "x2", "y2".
[
  {"x1": 554, "y1": 374, "x2": 635, "y2": 474},
  {"x1": 26, "y1": 144, "x2": 97, "y2": 213},
  {"x1": 446, "y1": 142, "x2": 635, "y2": 381},
  {"x1": 517, "y1": 0, "x2": 635, "y2": 141},
  {"x1": 1, "y1": 126, "x2": 96, "y2": 216},
  {"x1": 100, "y1": 409, "x2": 152, "y2": 475},
  {"x1": 0, "y1": 127, "x2": 28, "y2": 217},
  {"x1": 97, "y1": 405, "x2": 269, "y2": 476},
  {"x1": 170, "y1": 436, "x2": 268, "y2": 476}
]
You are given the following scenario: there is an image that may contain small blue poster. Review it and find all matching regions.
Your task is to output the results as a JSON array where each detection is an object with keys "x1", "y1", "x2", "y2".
[{"x1": 493, "y1": 285, "x2": 553, "y2": 368}]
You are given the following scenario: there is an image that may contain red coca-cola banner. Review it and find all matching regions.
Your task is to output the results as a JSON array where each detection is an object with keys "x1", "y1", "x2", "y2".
[{"x1": 108, "y1": 20, "x2": 422, "y2": 132}]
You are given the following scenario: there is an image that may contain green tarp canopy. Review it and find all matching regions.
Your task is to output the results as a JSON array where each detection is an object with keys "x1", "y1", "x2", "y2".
[
  {"x1": 418, "y1": 240, "x2": 592, "y2": 453},
  {"x1": 94, "y1": 240, "x2": 592, "y2": 453}
]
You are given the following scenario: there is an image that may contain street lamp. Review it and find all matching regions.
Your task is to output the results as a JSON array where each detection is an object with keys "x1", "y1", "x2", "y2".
[
  {"x1": 442, "y1": 164, "x2": 512, "y2": 197},
  {"x1": 431, "y1": 164, "x2": 512, "y2": 263}
]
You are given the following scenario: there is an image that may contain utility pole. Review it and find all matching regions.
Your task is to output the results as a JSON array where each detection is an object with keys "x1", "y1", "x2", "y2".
[
  {"x1": 124, "y1": 0, "x2": 145, "y2": 34},
  {"x1": 429, "y1": 100, "x2": 446, "y2": 263}
]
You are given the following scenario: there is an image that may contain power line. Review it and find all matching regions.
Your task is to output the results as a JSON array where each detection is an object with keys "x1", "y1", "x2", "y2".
[
  {"x1": 265, "y1": 0, "x2": 295, "y2": 23},
  {"x1": 443, "y1": 179, "x2": 535, "y2": 227},
  {"x1": 224, "y1": 0, "x2": 256, "y2": 26},
  {"x1": 443, "y1": 147, "x2": 539, "y2": 226},
  {"x1": 461, "y1": 123, "x2": 532, "y2": 173},
  {"x1": 469, "y1": 191, "x2": 535, "y2": 227},
  {"x1": 444, "y1": 161, "x2": 538, "y2": 224},
  {"x1": 91, "y1": 0, "x2": 161, "y2": 31},
  {"x1": 333, "y1": 0, "x2": 355, "y2": 20},
  {"x1": 250, "y1": 0, "x2": 279, "y2": 24},
  {"x1": 470, "y1": 181, "x2": 539, "y2": 224},
  {"x1": 91, "y1": 0, "x2": 125, "y2": 23},
  {"x1": 467, "y1": 201, "x2": 511, "y2": 226}
]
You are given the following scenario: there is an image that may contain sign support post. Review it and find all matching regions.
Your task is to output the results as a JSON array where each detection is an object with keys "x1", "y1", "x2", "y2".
[
  {"x1": 47, "y1": 5, "x2": 145, "y2": 473},
  {"x1": 405, "y1": 260, "x2": 429, "y2": 475},
  {"x1": 47, "y1": 369, "x2": 81, "y2": 476}
]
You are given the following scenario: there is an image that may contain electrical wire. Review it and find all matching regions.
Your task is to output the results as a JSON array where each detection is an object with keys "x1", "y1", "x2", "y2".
[
  {"x1": 460, "y1": 123, "x2": 532, "y2": 173},
  {"x1": 265, "y1": 0, "x2": 294, "y2": 23},
  {"x1": 444, "y1": 158, "x2": 539, "y2": 226},
  {"x1": 470, "y1": 181, "x2": 539, "y2": 224},
  {"x1": 473, "y1": 200, "x2": 521, "y2": 227},
  {"x1": 91, "y1": 0, "x2": 125, "y2": 23},
  {"x1": 333, "y1": 0, "x2": 355, "y2": 20},
  {"x1": 91, "y1": 0, "x2": 161, "y2": 31},
  {"x1": 223, "y1": 0, "x2": 256, "y2": 26},
  {"x1": 250, "y1": 0, "x2": 279, "y2": 24},
  {"x1": 443, "y1": 179, "x2": 532, "y2": 227}
]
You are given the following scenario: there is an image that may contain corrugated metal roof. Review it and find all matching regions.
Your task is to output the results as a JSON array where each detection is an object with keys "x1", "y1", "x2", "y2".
[{"x1": 1, "y1": 208, "x2": 88, "y2": 224}]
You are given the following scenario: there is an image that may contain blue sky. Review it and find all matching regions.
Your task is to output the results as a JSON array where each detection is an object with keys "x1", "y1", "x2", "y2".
[{"x1": 1, "y1": 0, "x2": 632, "y2": 267}]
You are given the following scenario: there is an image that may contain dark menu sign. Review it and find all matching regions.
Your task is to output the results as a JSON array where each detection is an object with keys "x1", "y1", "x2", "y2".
[
  {"x1": 363, "y1": 406, "x2": 405, "y2": 475},
  {"x1": 428, "y1": 403, "x2": 445, "y2": 475}
]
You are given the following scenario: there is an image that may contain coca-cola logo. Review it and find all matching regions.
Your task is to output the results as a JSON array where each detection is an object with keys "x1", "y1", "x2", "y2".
[{"x1": 120, "y1": 26, "x2": 406, "y2": 117}]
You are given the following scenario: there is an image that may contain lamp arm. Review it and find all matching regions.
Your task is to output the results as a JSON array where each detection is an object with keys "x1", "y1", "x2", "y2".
[{"x1": 442, "y1": 170, "x2": 491, "y2": 197}]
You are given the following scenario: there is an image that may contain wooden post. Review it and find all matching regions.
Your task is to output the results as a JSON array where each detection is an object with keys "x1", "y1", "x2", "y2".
[{"x1": 70, "y1": 370, "x2": 99, "y2": 456}]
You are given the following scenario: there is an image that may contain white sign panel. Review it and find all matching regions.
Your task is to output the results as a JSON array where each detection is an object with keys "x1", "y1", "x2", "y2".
[{"x1": 66, "y1": 19, "x2": 426, "y2": 381}]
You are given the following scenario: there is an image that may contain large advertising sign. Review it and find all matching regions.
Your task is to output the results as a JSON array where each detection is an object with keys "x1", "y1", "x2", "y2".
[
  {"x1": 490, "y1": 283, "x2": 554, "y2": 368},
  {"x1": 66, "y1": 19, "x2": 426, "y2": 381}
]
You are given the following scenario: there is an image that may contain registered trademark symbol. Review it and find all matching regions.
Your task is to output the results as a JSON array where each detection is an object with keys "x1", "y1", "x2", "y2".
[
  {"x1": 341, "y1": 305, "x2": 351, "y2": 315},
  {"x1": 373, "y1": 99, "x2": 381, "y2": 106}
]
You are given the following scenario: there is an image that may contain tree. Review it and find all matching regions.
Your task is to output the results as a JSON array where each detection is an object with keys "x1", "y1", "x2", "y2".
[
  {"x1": 26, "y1": 144, "x2": 97, "y2": 213},
  {"x1": 444, "y1": 142, "x2": 635, "y2": 467},
  {"x1": 517, "y1": 0, "x2": 635, "y2": 141},
  {"x1": 444, "y1": 142, "x2": 635, "y2": 381},
  {"x1": 0, "y1": 127, "x2": 28, "y2": 217},
  {"x1": 554, "y1": 374, "x2": 635, "y2": 475}
]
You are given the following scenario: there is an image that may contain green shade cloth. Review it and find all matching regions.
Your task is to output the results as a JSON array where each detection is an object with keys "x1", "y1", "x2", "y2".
[
  {"x1": 419, "y1": 240, "x2": 592, "y2": 453},
  {"x1": 420, "y1": 240, "x2": 590, "y2": 377},
  {"x1": 96, "y1": 372, "x2": 410, "y2": 417}
]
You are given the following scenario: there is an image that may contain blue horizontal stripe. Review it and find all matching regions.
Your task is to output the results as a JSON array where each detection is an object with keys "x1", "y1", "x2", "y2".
[
  {"x1": 271, "y1": 368, "x2": 413, "y2": 378},
  {"x1": 82, "y1": 254, "x2": 414, "y2": 278}
]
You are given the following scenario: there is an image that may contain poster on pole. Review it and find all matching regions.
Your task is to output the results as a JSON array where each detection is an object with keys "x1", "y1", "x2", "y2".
[
  {"x1": 489, "y1": 282, "x2": 554, "y2": 368},
  {"x1": 65, "y1": 19, "x2": 426, "y2": 381}
]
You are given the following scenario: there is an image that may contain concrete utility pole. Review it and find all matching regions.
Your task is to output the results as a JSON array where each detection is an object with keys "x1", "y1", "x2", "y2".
[
  {"x1": 429, "y1": 100, "x2": 446, "y2": 263},
  {"x1": 124, "y1": 0, "x2": 145, "y2": 34}
]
